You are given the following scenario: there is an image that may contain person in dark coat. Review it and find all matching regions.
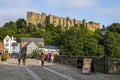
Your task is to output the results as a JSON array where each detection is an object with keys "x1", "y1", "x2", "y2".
[
  {"x1": 40, "y1": 52, "x2": 45, "y2": 66},
  {"x1": 17, "y1": 53, "x2": 22, "y2": 65},
  {"x1": 22, "y1": 53, "x2": 26, "y2": 65}
]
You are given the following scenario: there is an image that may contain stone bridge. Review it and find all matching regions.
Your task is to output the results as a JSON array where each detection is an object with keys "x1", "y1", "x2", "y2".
[{"x1": 0, "y1": 58, "x2": 119, "y2": 80}]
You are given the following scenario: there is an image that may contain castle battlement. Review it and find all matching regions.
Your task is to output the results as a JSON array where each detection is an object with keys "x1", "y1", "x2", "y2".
[{"x1": 27, "y1": 11, "x2": 100, "y2": 30}]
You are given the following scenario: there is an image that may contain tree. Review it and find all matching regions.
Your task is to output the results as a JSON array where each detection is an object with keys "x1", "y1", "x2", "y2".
[
  {"x1": 26, "y1": 23, "x2": 35, "y2": 33},
  {"x1": 60, "y1": 27, "x2": 104, "y2": 56},
  {"x1": 4, "y1": 21, "x2": 17, "y2": 33},
  {"x1": 30, "y1": 48, "x2": 42, "y2": 58},
  {"x1": 105, "y1": 31, "x2": 120, "y2": 58},
  {"x1": 0, "y1": 27, "x2": 16, "y2": 41},
  {"x1": 16, "y1": 18, "x2": 26, "y2": 34},
  {"x1": 36, "y1": 23, "x2": 45, "y2": 30},
  {"x1": 107, "y1": 23, "x2": 120, "y2": 34},
  {"x1": 43, "y1": 24, "x2": 63, "y2": 46},
  {"x1": 32, "y1": 29, "x2": 44, "y2": 38}
]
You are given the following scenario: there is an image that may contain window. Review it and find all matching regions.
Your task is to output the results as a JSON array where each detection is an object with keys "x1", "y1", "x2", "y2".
[
  {"x1": 6, "y1": 37, "x2": 9, "y2": 42},
  {"x1": 5, "y1": 43, "x2": 9, "y2": 47},
  {"x1": 12, "y1": 46, "x2": 15, "y2": 49}
]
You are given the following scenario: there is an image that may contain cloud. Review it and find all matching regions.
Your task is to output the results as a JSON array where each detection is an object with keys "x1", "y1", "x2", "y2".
[
  {"x1": 65, "y1": 0, "x2": 97, "y2": 9},
  {"x1": 0, "y1": 0, "x2": 40, "y2": 26},
  {"x1": 41, "y1": 0, "x2": 97, "y2": 10},
  {"x1": 0, "y1": 0, "x2": 119, "y2": 27}
]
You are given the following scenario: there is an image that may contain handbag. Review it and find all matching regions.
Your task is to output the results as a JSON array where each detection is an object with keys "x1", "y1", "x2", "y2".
[{"x1": 39, "y1": 60, "x2": 41, "y2": 64}]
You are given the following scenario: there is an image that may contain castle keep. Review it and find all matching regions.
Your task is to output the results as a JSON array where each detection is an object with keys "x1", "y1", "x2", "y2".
[{"x1": 27, "y1": 12, "x2": 100, "y2": 30}]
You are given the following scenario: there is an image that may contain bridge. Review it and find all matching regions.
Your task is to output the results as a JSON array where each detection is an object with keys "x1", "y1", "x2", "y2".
[{"x1": 0, "y1": 58, "x2": 119, "y2": 80}]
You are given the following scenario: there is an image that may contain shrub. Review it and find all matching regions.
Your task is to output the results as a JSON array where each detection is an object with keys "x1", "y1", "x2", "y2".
[{"x1": 1, "y1": 52, "x2": 9, "y2": 61}]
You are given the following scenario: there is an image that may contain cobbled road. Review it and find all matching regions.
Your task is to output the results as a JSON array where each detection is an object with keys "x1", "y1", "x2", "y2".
[{"x1": 0, "y1": 58, "x2": 119, "y2": 80}]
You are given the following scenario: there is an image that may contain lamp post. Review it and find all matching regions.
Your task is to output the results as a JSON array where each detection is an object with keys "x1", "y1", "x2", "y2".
[{"x1": 101, "y1": 25, "x2": 107, "y2": 73}]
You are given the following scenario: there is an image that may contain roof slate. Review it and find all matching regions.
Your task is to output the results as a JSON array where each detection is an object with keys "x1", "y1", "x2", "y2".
[{"x1": 21, "y1": 38, "x2": 44, "y2": 43}]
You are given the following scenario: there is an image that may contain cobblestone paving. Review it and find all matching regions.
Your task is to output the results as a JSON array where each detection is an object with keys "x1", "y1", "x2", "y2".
[
  {"x1": 0, "y1": 58, "x2": 120, "y2": 80},
  {"x1": 0, "y1": 59, "x2": 34, "y2": 80}
]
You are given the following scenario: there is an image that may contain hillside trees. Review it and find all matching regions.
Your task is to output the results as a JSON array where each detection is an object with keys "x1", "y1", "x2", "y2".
[
  {"x1": 107, "y1": 23, "x2": 120, "y2": 34},
  {"x1": 0, "y1": 18, "x2": 120, "y2": 58},
  {"x1": 16, "y1": 18, "x2": 26, "y2": 34},
  {"x1": 44, "y1": 24, "x2": 64, "y2": 46},
  {"x1": 106, "y1": 23, "x2": 120, "y2": 58},
  {"x1": 60, "y1": 27, "x2": 104, "y2": 56},
  {"x1": 0, "y1": 27, "x2": 16, "y2": 42}
]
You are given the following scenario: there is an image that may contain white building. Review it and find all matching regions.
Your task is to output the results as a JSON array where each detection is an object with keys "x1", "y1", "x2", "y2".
[
  {"x1": 3, "y1": 35, "x2": 20, "y2": 54},
  {"x1": 11, "y1": 43, "x2": 20, "y2": 54},
  {"x1": 21, "y1": 38, "x2": 44, "y2": 56},
  {"x1": 45, "y1": 46, "x2": 60, "y2": 55}
]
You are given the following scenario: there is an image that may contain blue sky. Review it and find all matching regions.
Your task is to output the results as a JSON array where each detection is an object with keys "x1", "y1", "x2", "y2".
[{"x1": 0, "y1": 0, "x2": 120, "y2": 28}]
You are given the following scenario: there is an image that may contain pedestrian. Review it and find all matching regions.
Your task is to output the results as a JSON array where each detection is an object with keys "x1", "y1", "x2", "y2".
[
  {"x1": 0, "y1": 53, "x2": 2, "y2": 63},
  {"x1": 47, "y1": 53, "x2": 51, "y2": 63},
  {"x1": 17, "y1": 53, "x2": 22, "y2": 65},
  {"x1": 22, "y1": 53, "x2": 26, "y2": 65},
  {"x1": 40, "y1": 52, "x2": 45, "y2": 66},
  {"x1": 51, "y1": 52, "x2": 54, "y2": 63}
]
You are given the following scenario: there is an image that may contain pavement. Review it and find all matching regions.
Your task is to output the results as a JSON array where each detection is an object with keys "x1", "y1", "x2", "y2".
[{"x1": 0, "y1": 58, "x2": 120, "y2": 80}]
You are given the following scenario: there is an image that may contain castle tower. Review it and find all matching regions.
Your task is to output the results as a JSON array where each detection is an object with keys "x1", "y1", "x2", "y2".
[
  {"x1": 82, "y1": 19, "x2": 86, "y2": 27},
  {"x1": 27, "y1": 12, "x2": 40, "y2": 25},
  {"x1": 41, "y1": 13, "x2": 47, "y2": 25}
]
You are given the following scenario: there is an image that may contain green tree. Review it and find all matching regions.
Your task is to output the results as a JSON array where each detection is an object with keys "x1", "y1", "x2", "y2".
[
  {"x1": 16, "y1": 18, "x2": 26, "y2": 34},
  {"x1": 0, "y1": 27, "x2": 16, "y2": 41},
  {"x1": 107, "y1": 23, "x2": 120, "y2": 34},
  {"x1": 105, "y1": 31, "x2": 120, "y2": 58},
  {"x1": 60, "y1": 27, "x2": 104, "y2": 56},
  {"x1": 26, "y1": 23, "x2": 35, "y2": 33},
  {"x1": 4, "y1": 21, "x2": 17, "y2": 33}
]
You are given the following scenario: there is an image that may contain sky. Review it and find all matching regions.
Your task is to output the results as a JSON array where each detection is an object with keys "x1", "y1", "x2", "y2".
[{"x1": 0, "y1": 0, "x2": 120, "y2": 28}]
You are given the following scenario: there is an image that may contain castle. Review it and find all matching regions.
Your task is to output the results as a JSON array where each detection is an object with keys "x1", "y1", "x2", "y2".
[{"x1": 27, "y1": 12, "x2": 100, "y2": 30}]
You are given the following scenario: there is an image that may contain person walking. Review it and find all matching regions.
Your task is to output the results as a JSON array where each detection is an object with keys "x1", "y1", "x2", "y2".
[
  {"x1": 47, "y1": 53, "x2": 51, "y2": 63},
  {"x1": 51, "y1": 52, "x2": 55, "y2": 63},
  {"x1": 17, "y1": 53, "x2": 22, "y2": 65},
  {"x1": 40, "y1": 52, "x2": 45, "y2": 66},
  {"x1": 22, "y1": 53, "x2": 26, "y2": 65}
]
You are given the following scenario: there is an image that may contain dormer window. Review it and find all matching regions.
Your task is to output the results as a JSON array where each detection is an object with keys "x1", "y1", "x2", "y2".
[{"x1": 6, "y1": 37, "x2": 9, "y2": 42}]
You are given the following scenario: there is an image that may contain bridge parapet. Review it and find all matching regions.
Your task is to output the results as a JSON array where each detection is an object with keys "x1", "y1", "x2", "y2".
[{"x1": 54, "y1": 55, "x2": 120, "y2": 74}]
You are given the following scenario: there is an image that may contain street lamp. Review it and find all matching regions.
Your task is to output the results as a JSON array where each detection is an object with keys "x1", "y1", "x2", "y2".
[{"x1": 101, "y1": 25, "x2": 107, "y2": 73}]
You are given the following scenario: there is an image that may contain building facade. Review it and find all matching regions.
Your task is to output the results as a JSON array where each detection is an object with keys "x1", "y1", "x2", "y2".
[
  {"x1": 27, "y1": 12, "x2": 100, "y2": 30},
  {"x1": 0, "y1": 42, "x2": 4, "y2": 54},
  {"x1": 45, "y1": 46, "x2": 60, "y2": 55},
  {"x1": 3, "y1": 35, "x2": 20, "y2": 54},
  {"x1": 20, "y1": 38, "x2": 44, "y2": 55},
  {"x1": 11, "y1": 43, "x2": 20, "y2": 54}
]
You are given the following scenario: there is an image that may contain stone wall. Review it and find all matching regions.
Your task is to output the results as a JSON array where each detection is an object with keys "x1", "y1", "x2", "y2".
[
  {"x1": 107, "y1": 58, "x2": 120, "y2": 74},
  {"x1": 54, "y1": 55, "x2": 120, "y2": 74}
]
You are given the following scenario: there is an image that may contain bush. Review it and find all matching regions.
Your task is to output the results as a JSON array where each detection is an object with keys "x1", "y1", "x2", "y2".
[
  {"x1": 30, "y1": 49, "x2": 43, "y2": 58},
  {"x1": 1, "y1": 52, "x2": 9, "y2": 61}
]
